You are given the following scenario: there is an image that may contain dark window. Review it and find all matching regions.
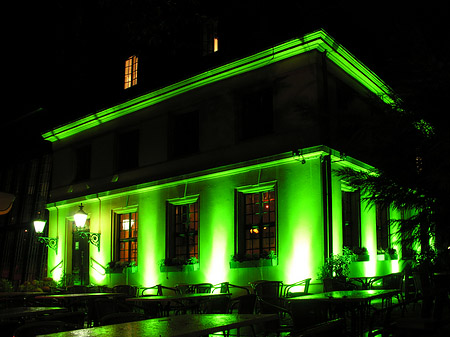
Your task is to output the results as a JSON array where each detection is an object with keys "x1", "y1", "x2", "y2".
[
  {"x1": 114, "y1": 212, "x2": 138, "y2": 265},
  {"x1": 74, "y1": 144, "x2": 91, "y2": 182},
  {"x1": 237, "y1": 190, "x2": 276, "y2": 257},
  {"x1": 116, "y1": 130, "x2": 139, "y2": 171},
  {"x1": 239, "y1": 88, "x2": 273, "y2": 141},
  {"x1": 167, "y1": 201, "x2": 199, "y2": 262},
  {"x1": 342, "y1": 190, "x2": 361, "y2": 249},
  {"x1": 171, "y1": 111, "x2": 199, "y2": 158},
  {"x1": 376, "y1": 204, "x2": 390, "y2": 252}
]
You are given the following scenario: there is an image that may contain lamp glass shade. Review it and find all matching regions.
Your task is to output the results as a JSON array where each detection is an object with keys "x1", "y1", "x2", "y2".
[
  {"x1": 74, "y1": 205, "x2": 88, "y2": 228},
  {"x1": 34, "y1": 220, "x2": 46, "y2": 234}
]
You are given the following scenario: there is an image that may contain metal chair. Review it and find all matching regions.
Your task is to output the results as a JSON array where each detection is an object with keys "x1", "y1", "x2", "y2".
[{"x1": 283, "y1": 278, "x2": 312, "y2": 298}]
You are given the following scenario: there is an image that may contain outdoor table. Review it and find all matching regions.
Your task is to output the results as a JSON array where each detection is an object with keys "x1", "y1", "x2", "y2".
[
  {"x1": 0, "y1": 306, "x2": 67, "y2": 321},
  {"x1": 36, "y1": 313, "x2": 277, "y2": 337},
  {"x1": 349, "y1": 276, "x2": 379, "y2": 290},
  {"x1": 288, "y1": 289, "x2": 398, "y2": 336},
  {"x1": 35, "y1": 293, "x2": 127, "y2": 325},
  {"x1": 126, "y1": 292, "x2": 232, "y2": 315}
]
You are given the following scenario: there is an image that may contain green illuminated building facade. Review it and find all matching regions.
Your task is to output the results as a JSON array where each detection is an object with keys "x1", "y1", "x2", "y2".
[{"x1": 43, "y1": 30, "x2": 400, "y2": 290}]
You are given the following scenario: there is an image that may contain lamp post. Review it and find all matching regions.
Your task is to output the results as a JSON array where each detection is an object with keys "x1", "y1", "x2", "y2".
[
  {"x1": 74, "y1": 203, "x2": 101, "y2": 252},
  {"x1": 33, "y1": 216, "x2": 58, "y2": 253}
]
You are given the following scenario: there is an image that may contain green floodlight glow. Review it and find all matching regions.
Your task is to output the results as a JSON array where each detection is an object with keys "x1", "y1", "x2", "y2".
[{"x1": 42, "y1": 29, "x2": 395, "y2": 143}]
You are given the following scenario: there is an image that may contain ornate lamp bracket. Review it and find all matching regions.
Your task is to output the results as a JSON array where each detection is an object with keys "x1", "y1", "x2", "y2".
[
  {"x1": 37, "y1": 237, "x2": 58, "y2": 253},
  {"x1": 79, "y1": 232, "x2": 101, "y2": 252}
]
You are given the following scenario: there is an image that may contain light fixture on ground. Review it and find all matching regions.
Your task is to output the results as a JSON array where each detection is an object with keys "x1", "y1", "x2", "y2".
[
  {"x1": 33, "y1": 214, "x2": 58, "y2": 253},
  {"x1": 74, "y1": 203, "x2": 101, "y2": 252}
]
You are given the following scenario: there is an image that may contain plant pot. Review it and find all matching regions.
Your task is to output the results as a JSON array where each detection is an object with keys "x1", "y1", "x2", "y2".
[
  {"x1": 160, "y1": 263, "x2": 199, "y2": 272},
  {"x1": 356, "y1": 254, "x2": 370, "y2": 262},
  {"x1": 229, "y1": 258, "x2": 277, "y2": 269}
]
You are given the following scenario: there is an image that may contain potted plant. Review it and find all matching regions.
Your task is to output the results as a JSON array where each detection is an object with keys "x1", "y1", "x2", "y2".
[
  {"x1": 384, "y1": 247, "x2": 398, "y2": 260},
  {"x1": 318, "y1": 247, "x2": 355, "y2": 291},
  {"x1": 160, "y1": 256, "x2": 199, "y2": 272},
  {"x1": 106, "y1": 261, "x2": 136, "y2": 274},
  {"x1": 229, "y1": 250, "x2": 277, "y2": 268},
  {"x1": 351, "y1": 246, "x2": 370, "y2": 261}
]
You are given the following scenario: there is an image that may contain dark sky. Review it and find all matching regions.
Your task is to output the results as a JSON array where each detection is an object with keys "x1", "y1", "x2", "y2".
[{"x1": 3, "y1": 2, "x2": 449, "y2": 141}]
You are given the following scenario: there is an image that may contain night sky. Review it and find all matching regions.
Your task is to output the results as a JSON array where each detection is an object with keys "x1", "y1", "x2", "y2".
[{"x1": 3, "y1": 1, "x2": 449, "y2": 159}]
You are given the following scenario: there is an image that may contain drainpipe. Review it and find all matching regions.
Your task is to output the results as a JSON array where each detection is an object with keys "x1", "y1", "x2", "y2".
[{"x1": 321, "y1": 154, "x2": 333, "y2": 260}]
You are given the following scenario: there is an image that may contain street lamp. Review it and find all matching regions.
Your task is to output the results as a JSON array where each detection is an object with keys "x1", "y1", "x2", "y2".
[
  {"x1": 33, "y1": 214, "x2": 58, "y2": 253},
  {"x1": 74, "y1": 203, "x2": 88, "y2": 228},
  {"x1": 74, "y1": 203, "x2": 101, "y2": 252}
]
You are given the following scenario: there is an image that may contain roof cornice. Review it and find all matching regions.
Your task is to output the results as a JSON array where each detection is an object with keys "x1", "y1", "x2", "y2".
[{"x1": 42, "y1": 29, "x2": 395, "y2": 143}]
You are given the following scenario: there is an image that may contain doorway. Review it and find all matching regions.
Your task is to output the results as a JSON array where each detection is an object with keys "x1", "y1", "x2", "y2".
[{"x1": 71, "y1": 220, "x2": 90, "y2": 286}]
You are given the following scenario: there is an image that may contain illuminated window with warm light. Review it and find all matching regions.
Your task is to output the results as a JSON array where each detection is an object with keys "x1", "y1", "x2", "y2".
[
  {"x1": 203, "y1": 20, "x2": 219, "y2": 55},
  {"x1": 114, "y1": 211, "x2": 138, "y2": 265},
  {"x1": 124, "y1": 55, "x2": 138, "y2": 89},
  {"x1": 237, "y1": 189, "x2": 277, "y2": 257},
  {"x1": 167, "y1": 200, "x2": 199, "y2": 262}
]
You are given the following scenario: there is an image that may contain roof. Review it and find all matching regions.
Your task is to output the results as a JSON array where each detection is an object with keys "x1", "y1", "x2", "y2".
[{"x1": 42, "y1": 29, "x2": 395, "y2": 143}]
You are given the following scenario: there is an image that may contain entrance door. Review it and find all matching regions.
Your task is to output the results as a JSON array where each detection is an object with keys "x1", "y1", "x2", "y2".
[{"x1": 72, "y1": 221, "x2": 90, "y2": 286}]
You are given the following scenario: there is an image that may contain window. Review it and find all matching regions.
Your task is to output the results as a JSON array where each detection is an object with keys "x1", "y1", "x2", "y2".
[
  {"x1": 239, "y1": 88, "x2": 273, "y2": 141},
  {"x1": 170, "y1": 111, "x2": 199, "y2": 158},
  {"x1": 167, "y1": 199, "x2": 199, "y2": 262},
  {"x1": 124, "y1": 55, "x2": 138, "y2": 89},
  {"x1": 342, "y1": 190, "x2": 361, "y2": 249},
  {"x1": 116, "y1": 130, "x2": 139, "y2": 171},
  {"x1": 376, "y1": 204, "x2": 390, "y2": 252},
  {"x1": 237, "y1": 188, "x2": 277, "y2": 257},
  {"x1": 114, "y1": 211, "x2": 138, "y2": 265},
  {"x1": 203, "y1": 19, "x2": 219, "y2": 55}
]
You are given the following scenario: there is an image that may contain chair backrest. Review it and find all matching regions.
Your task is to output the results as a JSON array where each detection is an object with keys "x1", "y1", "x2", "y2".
[
  {"x1": 230, "y1": 294, "x2": 257, "y2": 314},
  {"x1": 283, "y1": 278, "x2": 311, "y2": 297},
  {"x1": 175, "y1": 283, "x2": 194, "y2": 294},
  {"x1": 193, "y1": 283, "x2": 213, "y2": 293},
  {"x1": 212, "y1": 282, "x2": 230, "y2": 293},
  {"x1": 99, "y1": 312, "x2": 146, "y2": 326},
  {"x1": 140, "y1": 285, "x2": 161, "y2": 296},
  {"x1": 251, "y1": 280, "x2": 283, "y2": 298},
  {"x1": 113, "y1": 285, "x2": 138, "y2": 297}
]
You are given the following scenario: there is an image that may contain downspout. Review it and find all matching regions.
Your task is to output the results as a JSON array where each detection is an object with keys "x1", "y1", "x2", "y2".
[
  {"x1": 321, "y1": 154, "x2": 333, "y2": 260},
  {"x1": 320, "y1": 51, "x2": 333, "y2": 260}
]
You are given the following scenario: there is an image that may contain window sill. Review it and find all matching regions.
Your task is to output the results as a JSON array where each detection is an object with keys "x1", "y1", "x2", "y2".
[
  {"x1": 229, "y1": 258, "x2": 278, "y2": 269},
  {"x1": 377, "y1": 254, "x2": 398, "y2": 261},
  {"x1": 106, "y1": 265, "x2": 137, "y2": 274},
  {"x1": 160, "y1": 263, "x2": 199, "y2": 273}
]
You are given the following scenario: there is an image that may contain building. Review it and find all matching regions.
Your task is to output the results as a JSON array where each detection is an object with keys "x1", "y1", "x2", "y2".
[{"x1": 41, "y1": 29, "x2": 401, "y2": 290}]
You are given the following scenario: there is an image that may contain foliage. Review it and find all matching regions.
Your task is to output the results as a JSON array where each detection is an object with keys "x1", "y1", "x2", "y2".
[
  {"x1": 335, "y1": 167, "x2": 437, "y2": 257},
  {"x1": 18, "y1": 277, "x2": 57, "y2": 292},
  {"x1": 350, "y1": 246, "x2": 368, "y2": 256},
  {"x1": 0, "y1": 278, "x2": 13, "y2": 292},
  {"x1": 107, "y1": 260, "x2": 136, "y2": 272},
  {"x1": 231, "y1": 250, "x2": 277, "y2": 262},
  {"x1": 160, "y1": 256, "x2": 198, "y2": 267},
  {"x1": 57, "y1": 273, "x2": 74, "y2": 288},
  {"x1": 318, "y1": 247, "x2": 355, "y2": 279}
]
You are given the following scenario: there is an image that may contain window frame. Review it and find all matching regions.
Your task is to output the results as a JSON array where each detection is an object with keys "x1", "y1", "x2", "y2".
[
  {"x1": 124, "y1": 55, "x2": 138, "y2": 89},
  {"x1": 236, "y1": 182, "x2": 278, "y2": 258},
  {"x1": 342, "y1": 189, "x2": 362, "y2": 250},
  {"x1": 166, "y1": 196, "x2": 200, "y2": 263},
  {"x1": 113, "y1": 208, "x2": 138, "y2": 265}
]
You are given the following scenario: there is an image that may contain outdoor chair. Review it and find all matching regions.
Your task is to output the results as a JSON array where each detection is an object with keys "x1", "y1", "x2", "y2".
[
  {"x1": 192, "y1": 283, "x2": 213, "y2": 293},
  {"x1": 250, "y1": 280, "x2": 284, "y2": 313},
  {"x1": 283, "y1": 278, "x2": 312, "y2": 298},
  {"x1": 113, "y1": 284, "x2": 138, "y2": 297}
]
